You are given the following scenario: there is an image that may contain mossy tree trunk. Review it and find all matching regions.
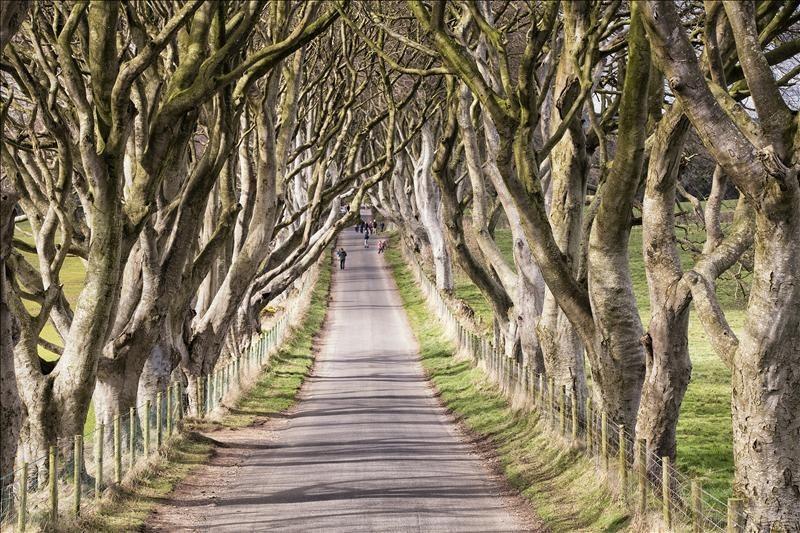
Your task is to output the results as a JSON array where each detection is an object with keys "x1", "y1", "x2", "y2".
[{"x1": 643, "y1": 1, "x2": 800, "y2": 526}]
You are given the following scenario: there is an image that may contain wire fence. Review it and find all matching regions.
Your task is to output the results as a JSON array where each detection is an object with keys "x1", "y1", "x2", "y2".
[
  {"x1": 405, "y1": 251, "x2": 750, "y2": 533},
  {"x1": 0, "y1": 262, "x2": 322, "y2": 532}
]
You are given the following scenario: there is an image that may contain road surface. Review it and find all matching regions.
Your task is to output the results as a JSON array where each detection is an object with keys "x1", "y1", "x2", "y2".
[{"x1": 146, "y1": 231, "x2": 533, "y2": 532}]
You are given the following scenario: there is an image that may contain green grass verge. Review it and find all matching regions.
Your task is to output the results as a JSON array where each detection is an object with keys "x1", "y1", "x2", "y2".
[
  {"x1": 68, "y1": 256, "x2": 333, "y2": 532},
  {"x1": 449, "y1": 227, "x2": 736, "y2": 503},
  {"x1": 385, "y1": 244, "x2": 629, "y2": 532}
]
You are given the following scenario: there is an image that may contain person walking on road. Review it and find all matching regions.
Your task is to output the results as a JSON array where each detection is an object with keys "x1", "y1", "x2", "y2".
[
  {"x1": 364, "y1": 231, "x2": 370, "y2": 248},
  {"x1": 378, "y1": 239, "x2": 386, "y2": 254},
  {"x1": 337, "y1": 248, "x2": 347, "y2": 269}
]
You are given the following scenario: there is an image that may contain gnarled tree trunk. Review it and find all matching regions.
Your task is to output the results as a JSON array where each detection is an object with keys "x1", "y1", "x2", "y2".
[
  {"x1": 538, "y1": 0, "x2": 590, "y2": 401},
  {"x1": 0, "y1": 187, "x2": 21, "y2": 509},
  {"x1": 643, "y1": 0, "x2": 800, "y2": 525},
  {"x1": 412, "y1": 126, "x2": 454, "y2": 292}
]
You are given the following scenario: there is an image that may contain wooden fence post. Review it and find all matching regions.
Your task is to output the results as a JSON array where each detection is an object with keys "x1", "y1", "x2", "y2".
[
  {"x1": 144, "y1": 400, "x2": 151, "y2": 456},
  {"x1": 618, "y1": 425, "x2": 627, "y2": 503},
  {"x1": 129, "y1": 407, "x2": 136, "y2": 469},
  {"x1": 691, "y1": 480, "x2": 702, "y2": 532},
  {"x1": 156, "y1": 392, "x2": 163, "y2": 447},
  {"x1": 559, "y1": 387, "x2": 566, "y2": 435},
  {"x1": 17, "y1": 461, "x2": 27, "y2": 531},
  {"x1": 636, "y1": 439, "x2": 646, "y2": 516},
  {"x1": 548, "y1": 377, "x2": 555, "y2": 427},
  {"x1": 571, "y1": 392, "x2": 578, "y2": 441},
  {"x1": 48, "y1": 446, "x2": 57, "y2": 524},
  {"x1": 727, "y1": 498, "x2": 743, "y2": 533},
  {"x1": 196, "y1": 377, "x2": 203, "y2": 418},
  {"x1": 601, "y1": 412, "x2": 608, "y2": 469},
  {"x1": 177, "y1": 382, "x2": 184, "y2": 421},
  {"x1": 96, "y1": 423, "x2": 104, "y2": 497},
  {"x1": 662, "y1": 456, "x2": 672, "y2": 529},
  {"x1": 114, "y1": 416, "x2": 121, "y2": 483},
  {"x1": 210, "y1": 372, "x2": 215, "y2": 408},
  {"x1": 538, "y1": 374, "x2": 544, "y2": 408},
  {"x1": 167, "y1": 384, "x2": 173, "y2": 436},
  {"x1": 73, "y1": 435, "x2": 82, "y2": 516},
  {"x1": 585, "y1": 398, "x2": 593, "y2": 454}
]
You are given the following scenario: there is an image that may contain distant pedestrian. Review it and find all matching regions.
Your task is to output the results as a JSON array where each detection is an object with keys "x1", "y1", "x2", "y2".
[
  {"x1": 336, "y1": 248, "x2": 347, "y2": 269},
  {"x1": 380, "y1": 221, "x2": 385, "y2": 232},
  {"x1": 378, "y1": 240, "x2": 387, "y2": 254},
  {"x1": 364, "y1": 232, "x2": 370, "y2": 248}
]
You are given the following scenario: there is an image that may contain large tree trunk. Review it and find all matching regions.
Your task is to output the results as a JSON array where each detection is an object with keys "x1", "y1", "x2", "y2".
[
  {"x1": 728, "y1": 213, "x2": 800, "y2": 529},
  {"x1": 637, "y1": 110, "x2": 692, "y2": 466},
  {"x1": 642, "y1": 0, "x2": 800, "y2": 525},
  {"x1": 94, "y1": 356, "x2": 144, "y2": 445},
  {"x1": 517, "y1": 271, "x2": 546, "y2": 375},
  {"x1": 0, "y1": 188, "x2": 21, "y2": 512},
  {"x1": 1, "y1": 2, "x2": 31, "y2": 508},
  {"x1": 12, "y1": 173, "x2": 126, "y2": 480},
  {"x1": 638, "y1": 108, "x2": 753, "y2": 468},
  {"x1": 412, "y1": 126, "x2": 454, "y2": 292},
  {"x1": 391, "y1": 157, "x2": 431, "y2": 261},
  {"x1": 16, "y1": 361, "x2": 90, "y2": 486},
  {"x1": 584, "y1": 3, "x2": 651, "y2": 430},
  {"x1": 636, "y1": 290, "x2": 691, "y2": 465},
  {"x1": 136, "y1": 342, "x2": 174, "y2": 433},
  {"x1": 537, "y1": 0, "x2": 590, "y2": 403}
]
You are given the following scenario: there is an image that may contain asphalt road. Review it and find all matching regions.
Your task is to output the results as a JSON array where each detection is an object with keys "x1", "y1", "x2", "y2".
[{"x1": 149, "y1": 231, "x2": 531, "y2": 532}]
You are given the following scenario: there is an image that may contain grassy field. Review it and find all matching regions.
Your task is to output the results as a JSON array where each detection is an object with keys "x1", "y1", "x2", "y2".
[
  {"x1": 13, "y1": 220, "x2": 87, "y2": 361},
  {"x1": 385, "y1": 244, "x2": 629, "y2": 532},
  {"x1": 69, "y1": 255, "x2": 333, "y2": 532},
  {"x1": 450, "y1": 226, "x2": 740, "y2": 503}
]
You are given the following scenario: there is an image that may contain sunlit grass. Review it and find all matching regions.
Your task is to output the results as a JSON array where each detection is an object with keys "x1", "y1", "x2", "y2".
[{"x1": 13, "y1": 220, "x2": 86, "y2": 361}]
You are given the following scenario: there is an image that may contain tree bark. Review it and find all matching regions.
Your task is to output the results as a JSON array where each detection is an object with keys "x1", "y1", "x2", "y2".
[
  {"x1": 0, "y1": 186, "x2": 21, "y2": 507},
  {"x1": 585, "y1": 3, "x2": 651, "y2": 429},
  {"x1": 637, "y1": 109, "x2": 692, "y2": 467},
  {"x1": 0, "y1": 0, "x2": 29, "y2": 51},
  {"x1": 412, "y1": 126, "x2": 454, "y2": 292},
  {"x1": 538, "y1": 0, "x2": 590, "y2": 403},
  {"x1": 643, "y1": 1, "x2": 800, "y2": 526}
]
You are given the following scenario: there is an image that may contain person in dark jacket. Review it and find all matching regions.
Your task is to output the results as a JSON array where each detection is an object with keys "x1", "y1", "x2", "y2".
[{"x1": 336, "y1": 248, "x2": 347, "y2": 269}]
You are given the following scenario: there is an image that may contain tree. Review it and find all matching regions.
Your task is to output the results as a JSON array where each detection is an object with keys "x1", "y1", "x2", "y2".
[
  {"x1": 0, "y1": 0, "x2": 29, "y2": 507},
  {"x1": 642, "y1": 0, "x2": 800, "y2": 527},
  {"x1": 1, "y1": 0, "x2": 337, "y2": 477},
  {"x1": 92, "y1": 0, "x2": 340, "y2": 438},
  {"x1": 408, "y1": 0, "x2": 650, "y2": 430}
]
